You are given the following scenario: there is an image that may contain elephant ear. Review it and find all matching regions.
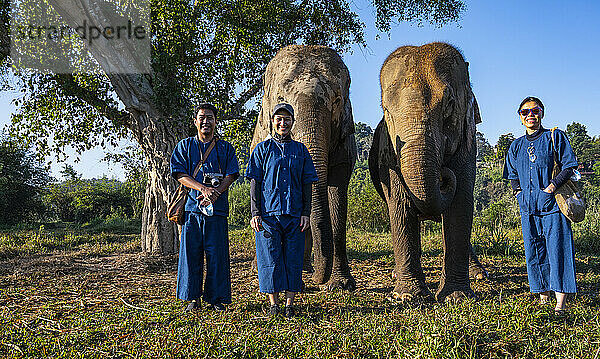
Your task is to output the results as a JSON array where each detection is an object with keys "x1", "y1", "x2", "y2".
[
  {"x1": 368, "y1": 118, "x2": 388, "y2": 202},
  {"x1": 464, "y1": 92, "x2": 481, "y2": 154}
]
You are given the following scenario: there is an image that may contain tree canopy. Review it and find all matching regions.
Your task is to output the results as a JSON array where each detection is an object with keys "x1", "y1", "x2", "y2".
[
  {"x1": 3, "y1": 0, "x2": 466, "y2": 160},
  {"x1": 0, "y1": 134, "x2": 50, "y2": 225}
]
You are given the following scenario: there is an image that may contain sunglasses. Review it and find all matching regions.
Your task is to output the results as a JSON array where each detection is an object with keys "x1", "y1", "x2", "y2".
[{"x1": 519, "y1": 108, "x2": 542, "y2": 116}]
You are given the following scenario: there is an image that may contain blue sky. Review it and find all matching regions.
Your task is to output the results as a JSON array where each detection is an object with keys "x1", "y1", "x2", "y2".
[{"x1": 2, "y1": 0, "x2": 599, "y2": 179}]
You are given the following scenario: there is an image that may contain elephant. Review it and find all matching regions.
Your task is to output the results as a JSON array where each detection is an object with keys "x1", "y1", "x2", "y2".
[
  {"x1": 250, "y1": 45, "x2": 357, "y2": 290},
  {"x1": 368, "y1": 42, "x2": 487, "y2": 303}
]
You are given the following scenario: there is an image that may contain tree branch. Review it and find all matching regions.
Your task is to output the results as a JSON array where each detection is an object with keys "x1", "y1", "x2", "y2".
[
  {"x1": 227, "y1": 76, "x2": 262, "y2": 117},
  {"x1": 53, "y1": 74, "x2": 132, "y2": 129}
]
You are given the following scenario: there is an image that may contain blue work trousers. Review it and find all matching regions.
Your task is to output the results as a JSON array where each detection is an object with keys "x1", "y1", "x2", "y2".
[
  {"x1": 255, "y1": 215, "x2": 304, "y2": 293},
  {"x1": 521, "y1": 212, "x2": 577, "y2": 293},
  {"x1": 177, "y1": 212, "x2": 231, "y2": 304}
]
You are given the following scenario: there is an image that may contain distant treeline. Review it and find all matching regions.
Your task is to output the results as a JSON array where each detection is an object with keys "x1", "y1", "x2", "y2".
[{"x1": 2, "y1": 122, "x2": 600, "y2": 232}]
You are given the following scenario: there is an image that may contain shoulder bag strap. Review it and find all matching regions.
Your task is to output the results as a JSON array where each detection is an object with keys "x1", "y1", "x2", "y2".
[
  {"x1": 191, "y1": 137, "x2": 217, "y2": 178},
  {"x1": 550, "y1": 127, "x2": 559, "y2": 166}
]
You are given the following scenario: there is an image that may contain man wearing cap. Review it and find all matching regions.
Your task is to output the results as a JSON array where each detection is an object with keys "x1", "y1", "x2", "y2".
[
  {"x1": 170, "y1": 103, "x2": 240, "y2": 312},
  {"x1": 245, "y1": 103, "x2": 318, "y2": 318}
]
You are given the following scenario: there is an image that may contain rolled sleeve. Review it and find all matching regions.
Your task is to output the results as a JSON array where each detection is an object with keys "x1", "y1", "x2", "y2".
[
  {"x1": 245, "y1": 145, "x2": 264, "y2": 180},
  {"x1": 224, "y1": 142, "x2": 240, "y2": 177},
  {"x1": 170, "y1": 140, "x2": 189, "y2": 178}
]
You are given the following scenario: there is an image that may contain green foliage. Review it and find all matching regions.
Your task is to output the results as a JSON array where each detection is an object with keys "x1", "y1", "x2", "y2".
[
  {"x1": 476, "y1": 131, "x2": 493, "y2": 164},
  {"x1": 373, "y1": 0, "x2": 465, "y2": 31},
  {"x1": 0, "y1": 135, "x2": 50, "y2": 225},
  {"x1": 44, "y1": 175, "x2": 135, "y2": 223},
  {"x1": 228, "y1": 180, "x2": 251, "y2": 229},
  {"x1": 4, "y1": 0, "x2": 465, "y2": 164},
  {"x1": 347, "y1": 161, "x2": 389, "y2": 232},
  {"x1": 473, "y1": 166, "x2": 511, "y2": 214},
  {"x1": 495, "y1": 133, "x2": 515, "y2": 166},
  {"x1": 566, "y1": 122, "x2": 592, "y2": 166},
  {"x1": 472, "y1": 197, "x2": 522, "y2": 257},
  {"x1": 354, "y1": 122, "x2": 373, "y2": 162}
]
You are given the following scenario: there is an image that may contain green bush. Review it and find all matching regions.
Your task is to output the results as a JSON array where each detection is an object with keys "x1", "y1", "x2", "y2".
[
  {"x1": 44, "y1": 177, "x2": 133, "y2": 223},
  {"x1": 228, "y1": 180, "x2": 251, "y2": 229},
  {"x1": 347, "y1": 163, "x2": 389, "y2": 232},
  {"x1": 472, "y1": 196, "x2": 522, "y2": 256},
  {"x1": 0, "y1": 136, "x2": 50, "y2": 225}
]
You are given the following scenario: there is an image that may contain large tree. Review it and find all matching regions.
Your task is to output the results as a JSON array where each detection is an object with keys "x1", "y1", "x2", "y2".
[
  {"x1": 495, "y1": 133, "x2": 515, "y2": 168},
  {"x1": 566, "y1": 122, "x2": 595, "y2": 170},
  {"x1": 1, "y1": 0, "x2": 465, "y2": 254}
]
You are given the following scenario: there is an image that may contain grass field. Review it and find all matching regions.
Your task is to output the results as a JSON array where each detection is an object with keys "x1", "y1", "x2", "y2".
[{"x1": 1, "y1": 223, "x2": 599, "y2": 358}]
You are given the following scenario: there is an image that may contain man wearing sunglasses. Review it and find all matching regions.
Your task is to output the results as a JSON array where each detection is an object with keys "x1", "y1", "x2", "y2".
[{"x1": 503, "y1": 96, "x2": 579, "y2": 315}]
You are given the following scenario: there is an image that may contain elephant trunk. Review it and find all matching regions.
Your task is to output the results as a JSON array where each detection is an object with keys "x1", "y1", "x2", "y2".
[
  {"x1": 400, "y1": 138, "x2": 457, "y2": 217},
  {"x1": 294, "y1": 99, "x2": 333, "y2": 284}
]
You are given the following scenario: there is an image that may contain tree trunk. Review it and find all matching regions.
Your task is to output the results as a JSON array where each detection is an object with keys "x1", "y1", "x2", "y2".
[
  {"x1": 47, "y1": 0, "x2": 191, "y2": 254},
  {"x1": 135, "y1": 114, "x2": 187, "y2": 254}
]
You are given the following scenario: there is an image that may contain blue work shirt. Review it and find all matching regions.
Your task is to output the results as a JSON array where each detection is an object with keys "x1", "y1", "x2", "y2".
[
  {"x1": 245, "y1": 138, "x2": 319, "y2": 217},
  {"x1": 170, "y1": 137, "x2": 239, "y2": 217},
  {"x1": 504, "y1": 128, "x2": 578, "y2": 215}
]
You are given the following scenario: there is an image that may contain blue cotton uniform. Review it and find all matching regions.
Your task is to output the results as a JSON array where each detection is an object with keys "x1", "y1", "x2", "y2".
[
  {"x1": 504, "y1": 128, "x2": 578, "y2": 293},
  {"x1": 245, "y1": 138, "x2": 318, "y2": 293},
  {"x1": 170, "y1": 137, "x2": 239, "y2": 303}
]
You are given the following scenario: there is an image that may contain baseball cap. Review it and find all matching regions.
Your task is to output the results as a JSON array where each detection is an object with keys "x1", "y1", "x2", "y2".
[{"x1": 271, "y1": 103, "x2": 294, "y2": 119}]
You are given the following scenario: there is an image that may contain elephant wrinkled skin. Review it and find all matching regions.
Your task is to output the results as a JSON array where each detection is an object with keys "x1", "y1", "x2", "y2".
[
  {"x1": 251, "y1": 45, "x2": 357, "y2": 290},
  {"x1": 369, "y1": 42, "x2": 487, "y2": 303}
]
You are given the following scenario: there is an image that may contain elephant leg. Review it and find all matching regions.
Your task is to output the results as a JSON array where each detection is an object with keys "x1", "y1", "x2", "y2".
[
  {"x1": 323, "y1": 171, "x2": 356, "y2": 291},
  {"x1": 468, "y1": 243, "x2": 488, "y2": 280},
  {"x1": 303, "y1": 229, "x2": 314, "y2": 273},
  {"x1": 436, "y1": 173, "x2": 477, "y2": 302},
  {"x1": 387, "y1": 169, "x2": 433, "y2": 302}
]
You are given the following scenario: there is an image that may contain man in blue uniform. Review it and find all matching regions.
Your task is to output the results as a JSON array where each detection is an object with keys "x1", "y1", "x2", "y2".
[
  {"x1": 246, "y1": 103, "x2": 318, "y2": 318},
  {"x1": 170, "y1": 103, "x2": 240, "y2": 312},
  {"x1": 504, "y1": 96, "x2": 578, "y2": 314}
]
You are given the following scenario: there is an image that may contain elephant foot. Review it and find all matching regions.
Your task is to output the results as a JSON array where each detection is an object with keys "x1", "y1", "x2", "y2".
[
  {"x1": 303, "y1": 262, "x2": 315, "y2": 273},
  {"x1": 469, "y1": 263, "x2": 488, "y2": 280},
  {"x1": 311, "y1": 270, "x2": 328, "y2": 285},
  {"x1": 390, "y1": 283, "x2": 434, "y2": 303},
  {"x1": 322, "y1": 274, "x2": 356, "y2": 291},
  {"x1": 436, "y1": 284, "x2": 477, "y2": 303}
]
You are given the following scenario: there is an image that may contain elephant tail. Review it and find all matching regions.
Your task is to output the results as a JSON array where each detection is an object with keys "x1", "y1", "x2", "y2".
[{"x1": 368, "y1": 118, "x2": 387, "y2": 202}]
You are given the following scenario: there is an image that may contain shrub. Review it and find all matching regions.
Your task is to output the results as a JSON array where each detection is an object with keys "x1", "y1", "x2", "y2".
[
  {"x1": 44, "y1": 177, "x2": 133, "y2": 223},
  {"x1": 0, "y1": 136, "x2": 50, "y2": 225},
  {"x1": 347, "y1": 163, "x2": 389, "y2": 232},
  {"x1": 228, "y1": 179, "x2": 251, "y2": 229},
  {"x1": 472, "y1": 196, "x2": 522, "y2": 256}
]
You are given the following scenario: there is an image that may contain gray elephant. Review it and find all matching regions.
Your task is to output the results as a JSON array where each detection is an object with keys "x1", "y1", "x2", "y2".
[
  {"x1": 250, "y1": 45, "x2": 357, "y2": 290},
  {"x1": 368, "y1": 42, "x2": 486, "y2": 302}
]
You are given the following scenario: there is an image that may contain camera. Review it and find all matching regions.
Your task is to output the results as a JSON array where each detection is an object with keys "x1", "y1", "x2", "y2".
[{"x1": 203, "y1": 173, "x2": 224, "y2": 188}]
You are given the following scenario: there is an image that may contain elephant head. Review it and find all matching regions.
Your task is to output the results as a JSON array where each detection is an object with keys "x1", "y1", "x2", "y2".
[
  {"x1": 377, "y1": 42, "x2": 481, "y2": 217},
  {"x1": 251, "y1": 45, "x2": 355, "y2": 284}
]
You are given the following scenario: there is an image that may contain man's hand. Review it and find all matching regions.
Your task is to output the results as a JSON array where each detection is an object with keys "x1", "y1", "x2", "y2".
[
  {"x1": 250, "y1": 216, "x2": 262, "y2": 232},
  {"x1": 197, "y1": 185, "x2": 221, "y2": 204},
  {"x1": 299, "y1": 216, "x2": 310, "y2": 232},
  {"x1": 543, "y1": 183, "x2": 556, "y2": 194},
  {"x1": 515, "y1": 190, "x2": 521, "y2": 197}
]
